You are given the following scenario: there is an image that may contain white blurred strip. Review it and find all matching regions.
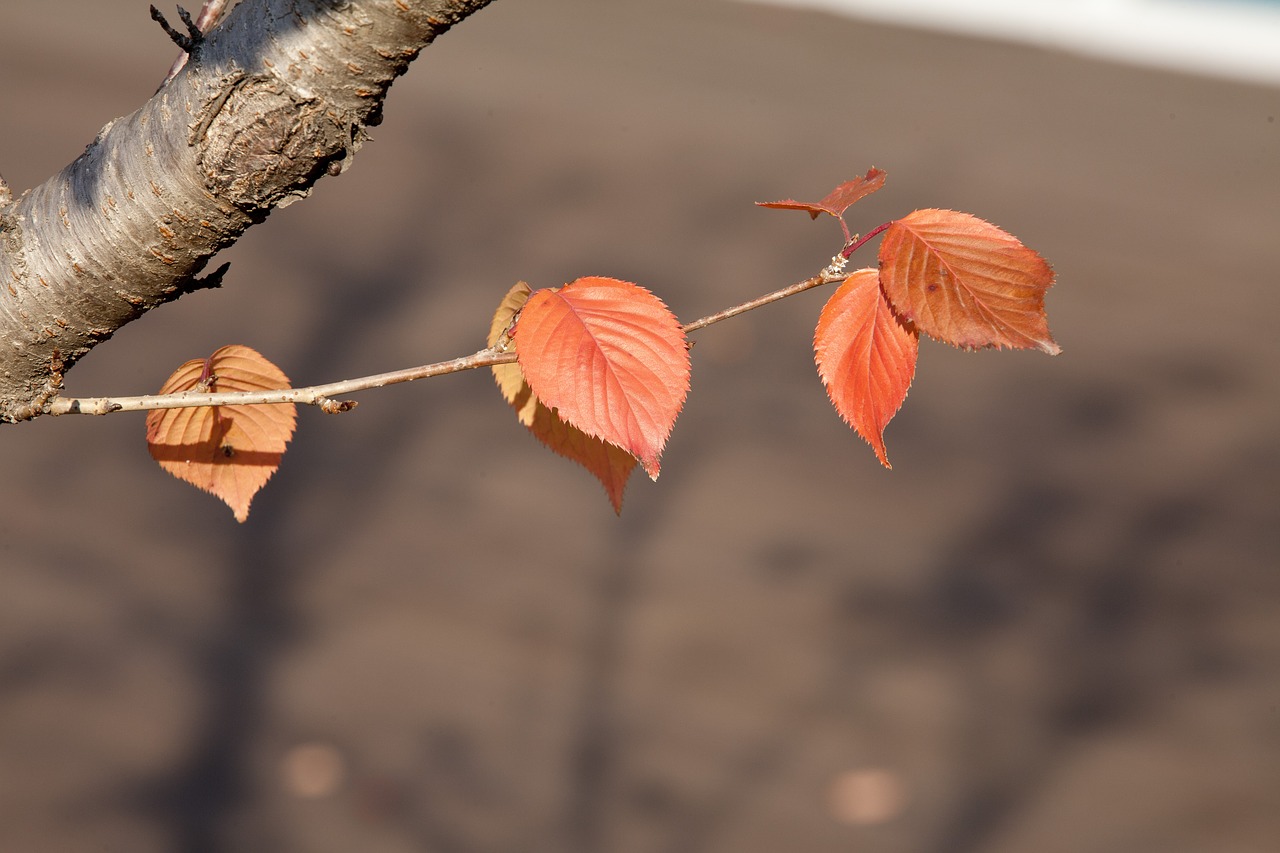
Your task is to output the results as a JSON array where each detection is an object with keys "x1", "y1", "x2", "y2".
[{"x1": 734, "y1": 0, "x2": 1280, "y2": 86}]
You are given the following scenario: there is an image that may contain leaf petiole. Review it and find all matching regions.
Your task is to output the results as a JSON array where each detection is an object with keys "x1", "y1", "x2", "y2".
[{"x1": 841, "y1": 221, "x2": 892, "y2": 260}]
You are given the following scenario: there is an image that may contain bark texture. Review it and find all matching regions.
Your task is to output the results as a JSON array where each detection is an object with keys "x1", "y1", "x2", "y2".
[{"x1": 0, "y1": 0, "x2": 495, "y2": 422}]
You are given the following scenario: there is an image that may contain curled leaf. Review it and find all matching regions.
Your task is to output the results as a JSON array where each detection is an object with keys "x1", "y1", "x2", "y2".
[
  {"x1": 514, "y1": 276, "x2": 690, "y2": 480},
  {"x1": 146, "y1": 345, "x2": 296, "y2": 522},
  {"x1": 488, "y1": 281, "x2": 537, "y2": 426},
  {"x1": 878, "y1": 209, "x2": 1059, "y2": 354},
  {"x1": 757, "y1": 167, "x2": 887, "y2": 220},
  {"x1": 815, "y1": 269, "x2": 919, "y2": 468}
]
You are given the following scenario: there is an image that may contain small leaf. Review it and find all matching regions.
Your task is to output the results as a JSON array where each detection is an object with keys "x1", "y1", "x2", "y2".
[
  {"x1": 488, "y1": 282, "x2": 637, "y2": 512},
  {"x1": 878, "y1": 209, "x2": 1059, "y2": 354},
  {"x1": 815, "y1": 268, "x2": 919, "y2": 468},
  {"x1": 514, "y1": 276, "x2": 690, "y2": 480},
  {"x1": 488, "y1": 281, "x2": 537, "y2": 426},
  {"x1": 146, "y1": 345, "x2": 296, "y2": 522},
  {"x1": 757, "y1": 167, "x2": 887, "y2": 220}
]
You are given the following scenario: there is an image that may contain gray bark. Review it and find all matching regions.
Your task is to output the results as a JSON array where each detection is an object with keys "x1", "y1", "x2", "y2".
[{"x1": 0, "y1": 0, "x2": 495, "y2": 422}]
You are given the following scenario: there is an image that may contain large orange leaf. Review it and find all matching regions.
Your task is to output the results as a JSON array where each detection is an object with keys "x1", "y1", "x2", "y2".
[
  {"x1": 488, "y1": 281, "x2": 637, "y2": 512},
  {"x1": 146, "y1": 345, "x2": 296, "y2": 522},
  {"x1": 757, "y1": 167, "x2": 887, "y2": 220},
  {"x1": 878, "y1": 209, "x2": 1059, "y2": 354},
  {"x1": 514, "y1": 276, "x2": 690, "y2": 480},
  {"x1": 815, "y1": 268, "x2": 919, "y2": 468}
]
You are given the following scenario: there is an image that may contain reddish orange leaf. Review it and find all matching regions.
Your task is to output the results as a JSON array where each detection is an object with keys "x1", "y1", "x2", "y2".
[
  {"x1": 878, "y1": 209, "x2": 1059, "y2": 354},
  {"x1": 514, "y1": 276, "x2": 690, "y2": 480},
  {"x1": 815, "y1": 268, "x2": 919, "y2": 468},
  {"x1": 488, "y1": 282, "x2": 637, "y2": 512},
  {"x1": 757, "y1": 167, "x2": 887, "y2": 220},
  {"x1": 146, "y1": 345, "x2": 296, "y2": 522}
]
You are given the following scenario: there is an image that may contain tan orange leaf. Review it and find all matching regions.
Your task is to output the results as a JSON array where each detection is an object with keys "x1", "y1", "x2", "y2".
[
  {"x1": 488, "y1": 282, "x2": 637, "y2": 511},
  {"x1": 514, "y1": 276, "x2": 690, "y2": 480},
  {"x1": 527, "y1": 400, "x2": 638, "y2": 514},
  {"x1": 146, "y1": 345, "x2": 296, "y2": 522},
  {"x1": 815, "y1": 268, "x2": 919, "y2": 468},
  {"x1": 757, "y1": 167, "x2": 887, "y2": 220},
  {"x1": 488, "y1": 281, "x2": 537, "y2": 426},
  {"x1": 877, "y1": 209, "x2": 1059, "y2": 354}
]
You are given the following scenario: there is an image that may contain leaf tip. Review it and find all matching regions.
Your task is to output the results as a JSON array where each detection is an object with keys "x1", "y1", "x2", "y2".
[
  {"x1": 859, "y1": 426, "x2": 894, "y2": 470},
  {"x1": 638, "y1": 450, "x2": 662, "y2": 481},
  {"x1": 874, "y1": 446, "x2": 893, "y2": 470}
]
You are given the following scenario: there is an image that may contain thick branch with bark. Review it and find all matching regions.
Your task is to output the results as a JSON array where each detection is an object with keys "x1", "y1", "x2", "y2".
[{"x1": 0, "y1": 0, "x2": 495, "y2": 423}]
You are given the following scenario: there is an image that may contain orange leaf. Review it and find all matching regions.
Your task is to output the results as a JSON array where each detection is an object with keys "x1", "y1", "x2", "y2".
[
  {"x1": 877, "y1": 209, "x2": 1059, "y2": 354},
  {"x1": 814, "y1": 268, "x2": 919, "y2": 468},
  {"x1": 757, "y1": 167, "x2": 886, "y2": 220},
  {"x1": 488, "y1": 282, "x2": 637, "y2": 512},
  {"x1": 146, "y1": 345, "x2": 296, "y2": 522},
  {"x1": 514, "y1": 276, "x2": 690, "y2": 480}
]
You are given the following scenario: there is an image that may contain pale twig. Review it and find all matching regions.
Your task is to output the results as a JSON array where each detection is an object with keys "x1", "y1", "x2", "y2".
[
  {"x1": 47, "y1": 251, "x2": 866, "y2": 418},
  {"x1": 680, "y1": 266, "x2": 848, "y2": 334},
  {"x1": 47, "y1": 347, "x2": 518, "y2": 416},
  {"x1": 680, "y1": 219, "x2": 890, "y2": 334}
]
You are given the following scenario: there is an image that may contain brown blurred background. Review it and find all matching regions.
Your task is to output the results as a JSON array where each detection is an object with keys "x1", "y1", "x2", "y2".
[{"x1": 1, "y1": 1, "x2": 1277, "y2": 851}]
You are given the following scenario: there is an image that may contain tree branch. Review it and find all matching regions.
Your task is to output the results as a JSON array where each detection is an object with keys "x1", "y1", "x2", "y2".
[
  {"x1": 44, "y1": 260, "x2": 858, "y2": 420},
  {"x1": 0, "y1": 0, "x2": 497, "y2": 423}
]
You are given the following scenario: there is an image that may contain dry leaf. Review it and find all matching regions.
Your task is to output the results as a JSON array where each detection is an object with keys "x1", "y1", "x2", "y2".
[
  {"x1": 814, "y1": 269, "x2": 919, "y2": 467},
  {"x1": 878, "y1": 209, "x2": 1059, "y2": 353},
  {"x1": 488, "y1": 281, "x2": 537, "y2": 425},
  {"x1": 757, "y1": 167, "x2": 887, "y2": 220},
  {"x1": 488, "y1": 281, "x2": 638, "y2": 512},
  {"x1": 527, "y1": 400, "x2": 638, "y2": 514},
  {"x1": 514, "y1": 276, "x2": 690, "y2": 480},
  {"x1": 146, "y1": 345, "x2": 296, "y2": 522}
]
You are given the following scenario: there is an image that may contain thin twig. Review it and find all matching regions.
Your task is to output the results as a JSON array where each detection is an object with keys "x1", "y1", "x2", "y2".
[
  {"x1": 841, "y1": 221, "x2": 891, "y2": 259},
  {"x1": 47, "y1": 347, "x2": 518, "y2": 416},
  {"x1": 48, "y1": 238, "x2": 879, "y2": 419},
  {"x1": 680, "y1": 267, "x2": 847, "y2": 335},
  {"x1": 158, "y1": 0, "x2": 233, "y2": 87},
  {"x1": 680, "y1": 219, "x2": 890, "y2": 334},
  {"x1": 150, "y1": 5, "x2": 201, "y2": 53}
]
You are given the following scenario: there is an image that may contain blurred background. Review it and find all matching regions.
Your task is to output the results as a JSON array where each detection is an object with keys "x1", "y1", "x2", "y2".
[
  {"x1": 1, "y1": 0, "x2": 1277, "y2": 851},
  {"x1": 752, "y1": 0, "x2": 1280, "y2": 86}
]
